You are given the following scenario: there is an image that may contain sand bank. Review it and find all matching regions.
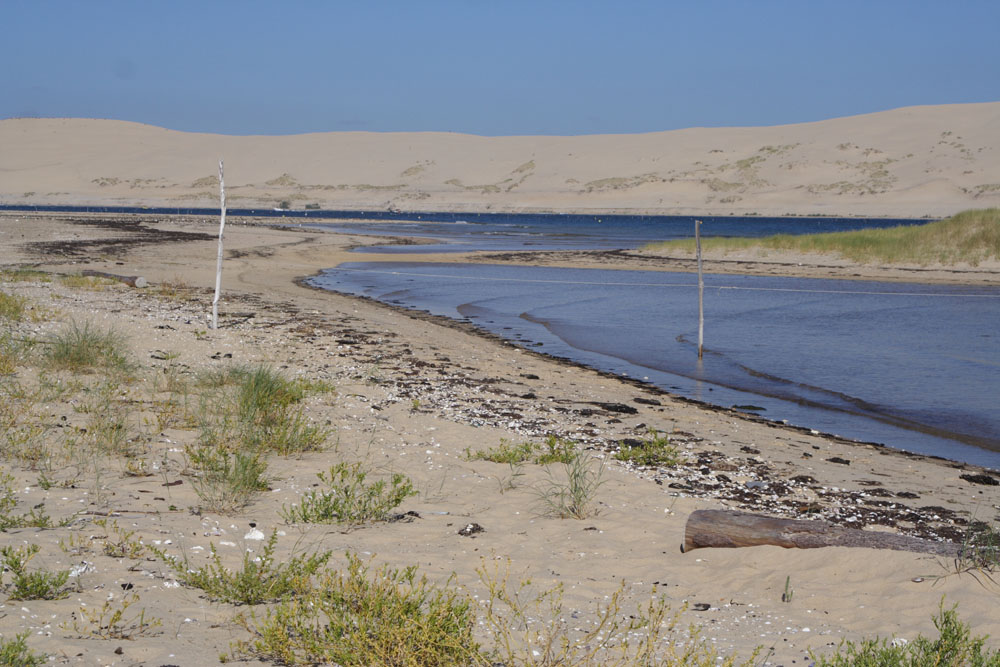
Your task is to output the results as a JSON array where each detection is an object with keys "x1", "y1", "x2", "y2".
[
  {"x1": 1, "y1": 213, "x2": 998, "y2": 664},
  {"x1": 2, "y1": 102, "x2": 1000, "y2": 218}
]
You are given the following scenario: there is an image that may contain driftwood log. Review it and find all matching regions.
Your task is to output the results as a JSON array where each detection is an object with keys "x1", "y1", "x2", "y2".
[
  {"x1": 683, "y1": 509, "x2": 961, "y2": 557},
  {"x1": 81, "y1": 270, "x2": 147, "y2": 288}
]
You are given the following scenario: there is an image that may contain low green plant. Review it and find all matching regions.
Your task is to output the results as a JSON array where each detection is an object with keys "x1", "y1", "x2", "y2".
[
  {"x1": 465, "y1": 439, "x2": 536, "y2": 464},
  {"x1": 615, "y1": 429, "x2": 682, "y2": 467},
  {"x1": 94, "y1": 518, "x2": 147, "y2": 559},
  {"x1": 812, "y1": 600, "x2": 1000, "y2": 666},
  {"x1": 234, "y1": 553, "x2": 479, "y2": 666},
  {"x1": 44, "y1": 321, "x2": 134, "y2": 374},
  {"x1": 64, "y1": 590, "x2": 162, "y2": 639},
  {"x1": 188, "y1": 447, "x2": 269, "y2": 513},
  {"x1": 151, "y1": 529, "x2": 331, "y2": 605},
  {"x1": 0, "y1": 632, "x2": 46, "y2": 666},
  {"x1": 534, "y1": 435, "x2": 577, "y2": 464},
  {"x1": 197, "y1": 364, "x2": 329, "y2": 455},
  {"x1": 466, "y1": 435, "x2": 577, "y2": 466},
  {"x1": 0, "y1": 268, "x2": 50, "y2": 283},
  {"x1": 281, "y1": 461, "x2": 415, "y2": 526},
  {"x1": 0, "y1": 472, "x2": 60, "y2": 531},
  {"x1": 0, "y1": 292, "x2": 26, "y2": 322},
  {"x1": 534, "y1": 449, "x2": 605, "y2": 519},
  {"x1": 58, "y1": 274, "x2": 117, "y2": 289},
  {"x1": 0, "y1": 544, "x2": 71, "y2": 600}
]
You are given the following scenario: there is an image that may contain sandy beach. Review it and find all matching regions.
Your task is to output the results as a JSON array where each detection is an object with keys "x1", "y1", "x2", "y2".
[{"x1": 1, "y1": 211, "x2": 998, "y2": 665}]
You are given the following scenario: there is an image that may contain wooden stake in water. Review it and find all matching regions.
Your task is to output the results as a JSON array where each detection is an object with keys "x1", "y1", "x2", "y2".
[
  {"x1": 696, "y1": 219, "x2": 704, "y2": 359},
  {"x1": 211, "y1": 159, "x2": 226, "y2": 330}
]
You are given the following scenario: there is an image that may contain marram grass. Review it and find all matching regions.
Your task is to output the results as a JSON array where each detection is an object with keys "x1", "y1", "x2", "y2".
[{"x1": 644, "y1": 208, "x2": 1000, "y2": 266}]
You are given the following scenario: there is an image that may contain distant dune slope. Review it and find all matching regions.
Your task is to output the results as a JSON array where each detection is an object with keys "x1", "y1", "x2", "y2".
[{"x1": 1, "y1": 102, "x2": 998, "y2": 217}]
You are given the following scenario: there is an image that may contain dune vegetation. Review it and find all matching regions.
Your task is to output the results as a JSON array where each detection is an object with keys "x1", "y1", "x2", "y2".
[{"x1": 644, "y1": 208, "x2": 1000, "y2": 266}]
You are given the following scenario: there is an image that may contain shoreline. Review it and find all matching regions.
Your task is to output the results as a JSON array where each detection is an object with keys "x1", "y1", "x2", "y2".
[{"x1": 2, "y1": 211, "x2": 999, "y2": 663}]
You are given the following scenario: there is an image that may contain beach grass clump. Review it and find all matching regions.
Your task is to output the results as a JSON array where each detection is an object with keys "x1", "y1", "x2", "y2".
[
  {"x1": 234, "y1": 553, "x2": 479, "y2": 666},
  {"x1": 0, "y1": 292, "x2": 27, "y2": 322},
  {"x1": 615, "y1": 429, "x2": 682, "y2": 468},
  {"x1": 466, "y1": 435, "x2": 577, "y2": 466},
  {"x1": 0, "y1": 632, "x2": 46, "y2": 667},
  {"x1": 944, "y1": 520, "x2": 1000, "y2": 587},
  {"x1": 58, "y1": 274, "x2": 117, "y2": 290},
  {"x1": 534, "y1": 449, "x2": 605, "y2": 519},
  {"x1": 197, "y1": 364, "x2": 329, "y2": 456},
  {"x1": 151, "y1": 529, "x2": 331, "y2": 606},
  {"x1": 0, "y1": 544, "x2": 71, "y2": 601},
  {"x1": 812, "y1": 601, "x2": 1000, "y2": 666},
  {"x1": 44, "y1": 321, "x2": 134, "y2": 374},
  {"x1": 188, "y1": 447, "x2": 269, "y2": 513},
  {"x1": 644, "y1": 208, "x2": 1000, "y2": 266},
  {"x1": 280, "y1": 461, "x2": 415, "y2": 526},
  {"x1": 0, "y1": 268, "x2": 50, "y2": 284}
]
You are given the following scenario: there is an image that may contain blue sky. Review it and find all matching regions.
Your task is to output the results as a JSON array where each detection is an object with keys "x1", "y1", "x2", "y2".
[{"x1": 3, "y1": 1, "x2": 998, "y2": 136}]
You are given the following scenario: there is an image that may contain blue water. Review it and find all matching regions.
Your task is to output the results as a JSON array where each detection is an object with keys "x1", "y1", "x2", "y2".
[
  {"x1": 297, "y1": 213, "x2": 1000, "y2": 469},
  {"x1": 308, "y1": 214, "x2": 928, "y2": 254},
  {"x1": 311, "y1": 263, "x2": 1000, "y2": 468}
]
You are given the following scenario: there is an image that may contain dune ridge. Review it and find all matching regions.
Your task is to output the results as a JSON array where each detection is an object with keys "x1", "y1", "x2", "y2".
[{"x1": 2, "y1": 102, "x2": 999, "y2": 217}]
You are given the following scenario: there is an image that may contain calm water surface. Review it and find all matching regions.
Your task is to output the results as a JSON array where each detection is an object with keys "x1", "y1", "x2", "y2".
[{"x1": 310, "y1": 262, "x2": 1000, "y2": 469}]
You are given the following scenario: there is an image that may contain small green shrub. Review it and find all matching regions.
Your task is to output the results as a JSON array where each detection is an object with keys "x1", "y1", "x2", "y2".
[
  {"x1": 44, "y1": 321, "x2": 134, "y2": 374},
  {"x1": 812, "y1": 600, "x2": 1000, "y2": 666},
  {"x1": 0, "y1": 544, "x2": 71, "y2": 600},
  {"x1": 0, "y1": 632, "x2": 46, "y2": 666},
  {"x1": 466, "y1": 435, "x2": 577, "y2": 465},
  {"x1": 281, "y1": 462, "x2": 415, "y2": 526},
  {"x1": 615, "y1": 429, "x2": 682, "y2": 467},
  {"x1": 534, "y1": 449, "x2": 605, "y2": 519},
  {"x1": 234, "y1": 553, "x2": 479, "y2": 666},
  {"x1": 151, "y1": 529, "x2": 331, "y2": 606}
]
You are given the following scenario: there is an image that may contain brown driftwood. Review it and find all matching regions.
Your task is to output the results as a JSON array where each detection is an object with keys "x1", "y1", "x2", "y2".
[
  {"x1": 683, "y1": 509, "x2": 961, "y2": 556},
  {"x1": 81, "y1": 270, "x2": 147, "y2": 288}
]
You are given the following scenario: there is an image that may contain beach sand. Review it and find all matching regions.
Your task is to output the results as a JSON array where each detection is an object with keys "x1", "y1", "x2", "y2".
[
  {"x1": 1, "y1": 212, "x2": 998, "y2": 665},
  {"x1": 2, "y1": 102, "x2": 1000, "y2": 218}
]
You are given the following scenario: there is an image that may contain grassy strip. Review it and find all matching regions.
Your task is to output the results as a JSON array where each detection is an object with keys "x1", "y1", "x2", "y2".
[{"x1": 644, "y1": 208, "x2": 1000, "y2": 266}]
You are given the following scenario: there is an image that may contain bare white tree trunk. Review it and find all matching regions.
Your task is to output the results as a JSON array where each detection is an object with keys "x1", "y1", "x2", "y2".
[
  {"x1": 696, "y1": 219, "x2": 704, "y2": 359},
  {"x1": 211, "y1": 159, "x2": 226, "y2": 329}
]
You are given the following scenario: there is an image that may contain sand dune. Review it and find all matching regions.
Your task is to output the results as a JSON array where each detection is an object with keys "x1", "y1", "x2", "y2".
[{"x1": 2, "y1": 102, "x2": 999, "y2": 217}]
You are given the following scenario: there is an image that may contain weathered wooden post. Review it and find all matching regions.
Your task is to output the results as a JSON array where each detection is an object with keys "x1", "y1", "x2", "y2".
[
  {"x1": 696, "y1": 219, "x2": 704, "y2": 359},
  {"x1": 211, "y1": 159, "x2": 226, "y2": 330}
]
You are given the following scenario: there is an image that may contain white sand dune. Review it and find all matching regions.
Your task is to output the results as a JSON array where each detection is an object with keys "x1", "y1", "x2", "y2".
[{"x1": 2, "y1": 102, "x2": 999, "y2": 217}]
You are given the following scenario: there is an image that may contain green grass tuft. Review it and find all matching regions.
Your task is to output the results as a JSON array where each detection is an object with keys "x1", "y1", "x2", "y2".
[
  {"x1": 44, "y1": 321, "x2": 134, "y2": 374},
  {"x1": 645, "y1": 208, "x2": 1000, "y2": 266}
]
